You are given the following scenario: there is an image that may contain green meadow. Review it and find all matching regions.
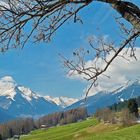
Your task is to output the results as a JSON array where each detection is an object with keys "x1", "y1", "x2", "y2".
[{"x1": 20, "y1": 118, "x2": 140, "y2": 140}]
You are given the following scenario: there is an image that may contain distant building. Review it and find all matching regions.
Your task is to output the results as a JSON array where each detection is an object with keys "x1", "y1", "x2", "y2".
[
  {"x1": 77, "y1": 119, "x2": 82, "y2": 122},
  {"x1": 13, "y1": 135, "x2": 20, "y2": 140},
  {"x1": 86, "y1": 117, "x2": 92, "y2": 120},
  {"x1": 41, "y1": 125, "x2": 47, "y2": 129}
]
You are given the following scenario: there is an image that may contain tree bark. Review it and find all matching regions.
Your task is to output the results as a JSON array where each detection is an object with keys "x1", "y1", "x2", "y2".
[{"x1": 95, "y1": 0, "x2": 140, "y2": 30}]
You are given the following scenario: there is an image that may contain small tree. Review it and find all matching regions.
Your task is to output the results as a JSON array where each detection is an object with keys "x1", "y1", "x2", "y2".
[
  {"x1": 120, "y1": 109, "x2": 136, "y2": 126},
  {"x1": 128, "y1": 99, "x2": 139, "y2": 118},
  {"x1": 95, "y1": 108, "x2": 116, "y2": 124}
]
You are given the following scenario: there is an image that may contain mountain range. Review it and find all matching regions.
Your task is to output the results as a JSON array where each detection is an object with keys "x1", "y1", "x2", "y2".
[
  {"x1": 45, "y1": 96, "x2": 78, "y2": 108},
  {"x1": 0, "y1": 76, "x2": 77, "y2": 122},
  {"x1": 66, "y1": 80, "x2": 140, "y2": 114},
  {"x1": 0, "y1": 76, "x2": 140, "y2": 123}
]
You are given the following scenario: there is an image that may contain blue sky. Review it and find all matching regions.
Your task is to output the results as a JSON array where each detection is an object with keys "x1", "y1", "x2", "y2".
[{"x1": 0, "y1": 1, "x2": 139, "y2": 98}]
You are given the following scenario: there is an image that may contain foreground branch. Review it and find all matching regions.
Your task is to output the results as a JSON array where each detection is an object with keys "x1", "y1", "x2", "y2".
[
  {"x1": 0, "y1": 0, "x2": 139, "y2": 50},
  {"x1": 62, "y1": 30, "x2": 140, "y2": 97}
]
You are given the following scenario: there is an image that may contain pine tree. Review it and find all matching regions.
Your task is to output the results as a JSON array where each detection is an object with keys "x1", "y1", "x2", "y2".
[{"x1": 128, "y1": 99, "x2": 139, "y2": 117}]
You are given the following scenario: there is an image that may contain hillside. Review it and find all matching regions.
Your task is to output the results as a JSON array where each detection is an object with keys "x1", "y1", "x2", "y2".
[
  {"x1": 20, "y1": 118, "x2": 140, "y2": 140},
  {"x1": 0, "y1": 76, "x2": 61, "y2": 118},
  {"x1": 0, "y1": 76, "x2": 80, "y2": 121},
  {"x1": 66, "y1": 80, "x2": 140, "y2": 114},
  {"x1": 110, "y1": 96, "x2": 140, "y2": 111},
  {"x1": 1, "y1": 76, "x2": 140, "y2": 122},
  {"x1": 0, "y1": 108, "x2": 14, "y2": 123}
]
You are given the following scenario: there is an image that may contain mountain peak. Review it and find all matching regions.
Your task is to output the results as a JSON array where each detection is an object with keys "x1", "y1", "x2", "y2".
[
  {"x1": 0, "y1": 76, "x2": 17, "y2": 99},
  {"x1": 45, "y1": 96, "x2": 78, "y2": 108},
  {"x1": 18, "y1": 86, "x2": 40, "y2": 102},
  {"x1": 0, "y1": 76, "x2": 41, "y2": 101},
  {"x1": 1, "y1": 76, "x2": 16, "y2": 84},
  {"x1": 113, "y1": 79, "x2": 140, "y2": 95}
]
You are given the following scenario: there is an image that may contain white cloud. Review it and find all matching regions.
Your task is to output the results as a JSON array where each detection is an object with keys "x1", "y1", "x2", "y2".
[{"x1": 69, "y1": 47, "x2": 140, "y2": 96}]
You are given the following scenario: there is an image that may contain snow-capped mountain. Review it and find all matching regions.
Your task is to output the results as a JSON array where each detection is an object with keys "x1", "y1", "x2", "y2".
[
  {"x1": 66, "y1": 80, "x2": 140, "y2": 115},
  {"x1": 0, "y1": 76, "x2": 61, "y2": 119},
  {"x1": 45, "y1": 96, "x2": 78, "y2": 108},
  {"x1": 1, "y1": 76, "x2": 140, "y2": 122},
  {"x1": 0, "y1": 76, "x2": 17, "y2": 100}
]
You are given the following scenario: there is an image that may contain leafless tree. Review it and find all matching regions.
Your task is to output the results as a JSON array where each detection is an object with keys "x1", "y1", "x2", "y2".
[
  {"x1": 0, "y1": 0, "x2": 140, "y2": 96},
  {"x1": 94, "y1": 108, "x2": 116, "y2": 123},
  {"x1": 0, "y1": 0, "x2": 139, "y2": 50},
  {"x1": 61, "y1": 26, "x2": 140, "y2": 97},
  {"x1": 58, "y1": 1, "x2": 140, "y2": 97},
  {"x1": 120, "y1": 109, "x2": 136, "y2": 126}
]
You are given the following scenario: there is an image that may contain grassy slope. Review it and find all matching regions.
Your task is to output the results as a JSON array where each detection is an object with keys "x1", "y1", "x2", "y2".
[
  {"x1": 78, "y1": 123, "x2": 140, "y2": 140},
  {"x1": 20, "y1": 119, "x2": 98, "y2": 140},
  {"x1": 20, "y1": 119, "x2": 140, "y2": 140}
]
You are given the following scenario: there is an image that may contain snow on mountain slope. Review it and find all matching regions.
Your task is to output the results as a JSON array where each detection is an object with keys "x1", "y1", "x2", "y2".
[
  {"x1": 45, "y1": 96, "x2": 78, "y2": 108},
  {"x1": 66, "y1": 80, "x2": 140, "y2": 114},
  {"x1": 0, "y1": 76, "x2": 17, "y2": 100},
  {"x1": 0, "y1": 76, "x2": 41, "y2": 103},
  {"x1": 18, "y1": 86, "x2": 40, "y2": 102},
  {"x1": 1, "y1": 75, "x2": 140, "y2": 121},
  {"x1": 0, "y1": 76, "x2": 62, "y2": 118}
]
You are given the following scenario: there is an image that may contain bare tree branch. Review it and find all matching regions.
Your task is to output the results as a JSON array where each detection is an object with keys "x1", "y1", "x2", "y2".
[
  {"x1": 0, "y1": 0, "x2": 139, "y2": 51},
  {"x1": 61, "y1": 28, "x2": 140, "y2": 97},
  {"x1": 0, "y1": 0, "x2": 139, "y2": 97}
]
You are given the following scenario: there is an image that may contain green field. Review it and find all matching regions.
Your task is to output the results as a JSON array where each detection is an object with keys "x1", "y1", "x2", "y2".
[{"x1": 20, "y1": 118, "x2": 140, "y2": 140}]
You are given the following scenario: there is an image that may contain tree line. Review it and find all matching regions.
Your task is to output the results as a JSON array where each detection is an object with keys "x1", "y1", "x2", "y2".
[
  {"x1": 109, "y1": 96, "x2": 140, "y2": 115},
  {"x1": 95, "y1": 97, "x2": 139, "y2": 126},
  {"x1": 0, "y1": 107, "x2": 87, "y2": 140},
  {"x1": 37, "y1": 107, "x2": 87, "y2": 127}
]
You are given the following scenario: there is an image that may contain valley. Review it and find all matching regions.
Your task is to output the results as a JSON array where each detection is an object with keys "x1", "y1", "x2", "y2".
[{"x1": 20, "y1": 118, "x2": 140, "y2": 140}]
